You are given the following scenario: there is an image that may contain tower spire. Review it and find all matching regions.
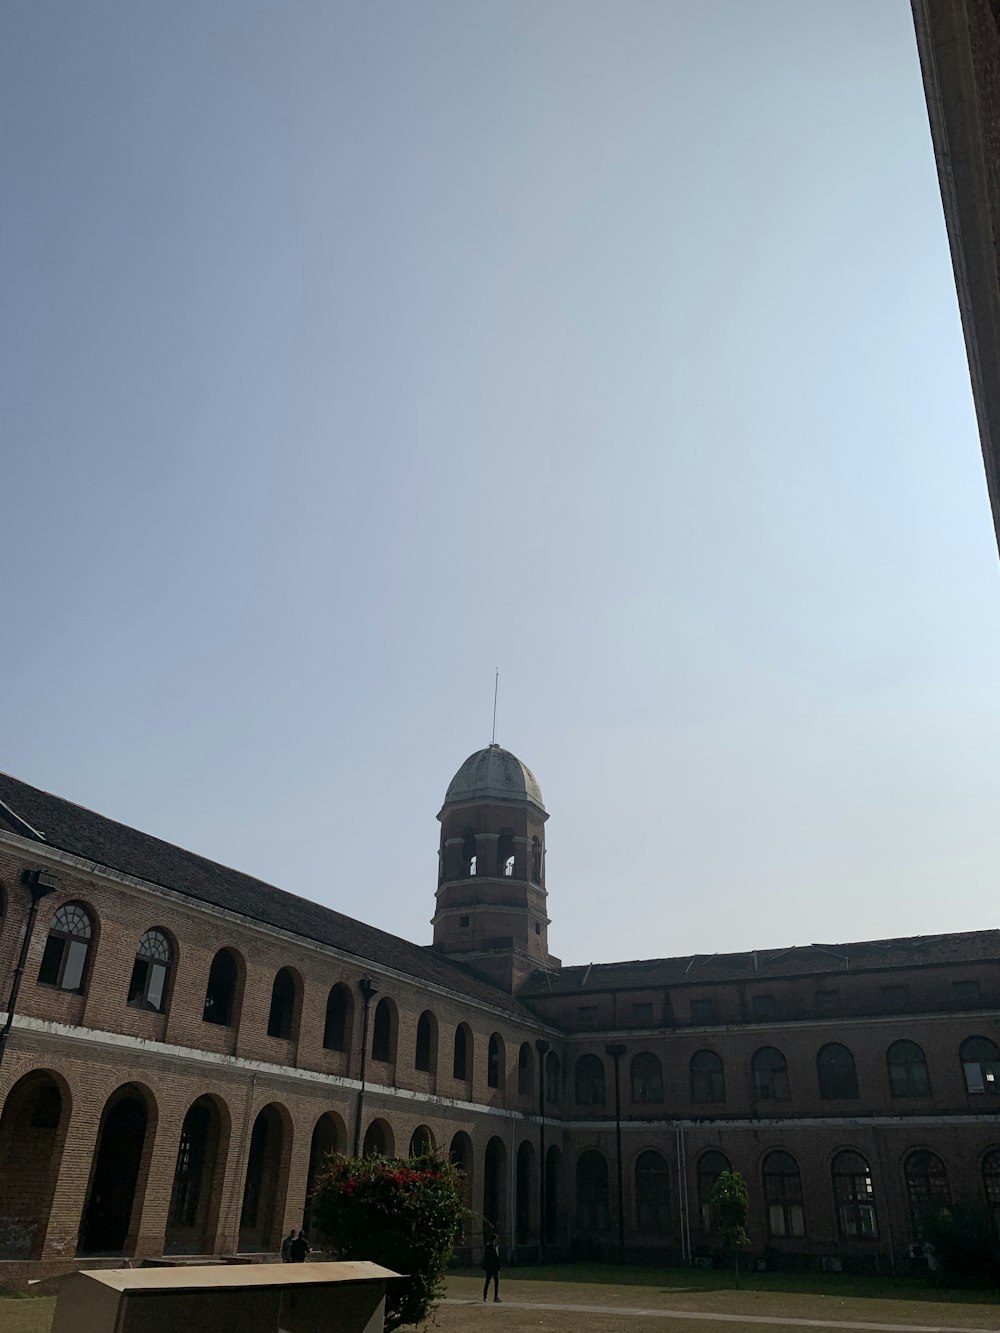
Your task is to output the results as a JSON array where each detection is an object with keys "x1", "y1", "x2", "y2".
[{"x1": 491, "y1": 669, "x2": 499, "y2": 745}]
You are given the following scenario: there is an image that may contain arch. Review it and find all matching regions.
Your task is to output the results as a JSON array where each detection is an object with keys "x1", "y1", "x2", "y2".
[
  {"x1": 202, "y1": 948, "x2": 243, "y2": 1027},
  {"x1": 981, "y1": 1148, "x2": 1000, "y2": 1236},
  {"x1": 516, "y1": 1140, "x2": 535, "y2": 1245},
  {"x1": 904, "y1": 1149, "x2": 951, "y2": 1228},
  {"x1": 415, "y1": 1010, "x2": 437, "y2": 1074},
  {"x1": 690, "y1": 1049, "x2": 725, "y2": 1103},
  {"x1": 323, "y1": 983, "x2": 353, "y2": 1054},
  {"x1": 763, "y1": 1150, "x2": 804, "y2": 1237},
  {"x1": 483, "y1": 1135, "x2": 507, "y2": 1240},
  {"x1": 545, "y1": 1050, "x2": 561, "y2": 1104},
  {"x1": 697, "y1": 1149, "x2": 731, "y2": 1232},
  {"x1": 960, "y1": 1035, "x2": 1000, "y2": 1094},
  {"x1": 630, "y1": 1052, "x2": 663, "y2": 1104},
  {"x1": 751, "y1": 1046, "x2": 790, "y2": 1101},
  {"x1": 127, "y1": 927, "x2": 174, "y2": 1013},
  {"x1": 166, "y1": 1094, "x2": 230, "y2": 1255},
  {"x1": 0, "y1": 1069, "x2": 71, "y2": 1258},
  {"x1": 487, "y1": 1033, "x2": 505, "y2": 1090},
  {"x1": 531, "y1": 836, "x2": 543, "y2": 884},
  {"x1": 574, "y1": 1053, "x2": 605, "y2": 1106},
  {"x1": 518, "y1": 1042, "x2": 535, "y2": 1097},
  {"x1": 409, "y1": 1124, "x2": 435, "y2": 1157},
  {"x1": 267, "y1": 967, "x2": 300, "y2": 1041},
  {"x1": 305, "y1": 1112, "x2": 344, "y2": 1237},
  {"x1": 461, "y1": 830, "x2": 477, "y2": 878},
  {"x1": 362, "y1": 1117, "x2": 394, "y2": 1157},
  {"x1": 817, "y1": 1042, "x2": 859, "y2": 1100},
  {"x1": 497, "y1": 829, "x2": 516, "y2": 877},
  {"x1": 38, "y1": 901, "x2": 94, "y2": 993},
  {"x1": 576, "y1": 1149, "x2": 609, "y2": 1235},
  {"x1": 635, "y1": 1149, "x2": 670, "y2": 1234},
  {"x1": 238, "y1": 1102, "x2": 292, "y2": 1252},
  {"x1": 450, "y1": 1131, "x2": 473, "y2": 1235},
  {"x1": 544, "y1": 1144, "x2": 561, "y2": 1244},
  {"x1": 832, "y1": 1150, "x2": 878, "y2": 1238},
  {"x1": 453, "y1": 1023, "x2": 472, "y2": 1081},
  {"x1": 371, "y1": 998, "x2": 397, "y2": 1064},
  {"x1": 79, "y1": 1082, "x2": 157, "y2": 1255},
  {"x1": 887, "y1": 1040, "x2": 931, "y2": 1098}
]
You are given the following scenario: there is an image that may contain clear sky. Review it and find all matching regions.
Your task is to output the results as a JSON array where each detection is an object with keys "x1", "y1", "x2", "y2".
[{"x1": 3, "y1": 0, "x2": 998, "y2": 968}]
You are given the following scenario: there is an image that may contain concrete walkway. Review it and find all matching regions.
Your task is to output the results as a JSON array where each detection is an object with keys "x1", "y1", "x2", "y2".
[{"x1": 443, "y1": 1296, "x2": 1000, "y2": 1332}]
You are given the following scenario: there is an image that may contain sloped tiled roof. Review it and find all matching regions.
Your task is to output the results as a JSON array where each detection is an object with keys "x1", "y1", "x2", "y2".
[{"x1": 0, "y1": 772, "x2": 532, "y2": 1019}]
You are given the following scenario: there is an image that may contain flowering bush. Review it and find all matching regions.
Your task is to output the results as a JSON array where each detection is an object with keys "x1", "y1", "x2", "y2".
[{"x1": 309, "y1": 1152, "x2": 466, "y2": 1330}]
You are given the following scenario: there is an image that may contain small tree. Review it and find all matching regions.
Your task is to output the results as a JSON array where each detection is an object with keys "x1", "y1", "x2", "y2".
[
  {"x1": 309, "y1": 1152, "x2": 466, "y2": 1330},
  {"x1": 710, "y1": 1169, "x2": 750, "y2": 1286}
]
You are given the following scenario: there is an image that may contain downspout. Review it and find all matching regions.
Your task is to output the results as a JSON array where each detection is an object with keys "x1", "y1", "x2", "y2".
[
  {"x1": 872, "y1": 1125, "x2": 897, "y2": 1275},
  {"x1": 352, "y1": 978, "x2": 378, "y2": 1157},
  {"x1": 0, "y1": 870, "x2": 57, "y2": 1073},
  {"x1": 536, "y1": 1039, "x2": 549, "y2": 1263},
  {"x1": 606, "y1": 1043, "x2": 626, "y2": 1264}
]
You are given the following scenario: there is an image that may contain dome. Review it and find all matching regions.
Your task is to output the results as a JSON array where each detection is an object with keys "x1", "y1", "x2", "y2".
[{"x1": 444, "y1": 744, "x2": 545, "y2": 811}]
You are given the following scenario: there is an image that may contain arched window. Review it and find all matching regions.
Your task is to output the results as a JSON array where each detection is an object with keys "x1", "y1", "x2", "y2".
[
  {"x1": 817, "y1": 1042, "x2": 859, "y2": 1099},
  {"x1": 37, "y1": 902, "x2": 93, "y2": 992},
  {"x1": 409, "y1": 1125, "x2": 434, "y2": 1156},
  {"x1": 904, "y1": 1150, "x2": 951, "y2": 1226},
  {"x1": 697, "y1": 1150, "x2": 730, "y2": 1231},
  {"x1": 751, "y1": 1047, "x2": 789, "y2": 1101},
  {"x1": 127, "y1": 929, "x2": 172, "y2": 1012},
  {"x1": 202, "y1": 949, "x2": 238, "y2": 1026},
  {"x1": 453, "y1": 1024, "x2": 471, "y2": 1081},
  {"x1": 960, "y1": 1035, "x2": 1000, "y2": 1094},
  {"x1": 576, "y1": 1150, "x2": 609, "y2": 1233},
  {"x1": 630, "y1": 1053, "x2": 663, "y2": 1104},
  {"x1": 887, "y1": 1040, "x2": 930, "y2": 1098},
  {"x1": 575, "y1": 1054, "x2": 605, "y2": 1106},
  {"x1": 267, "y1": 968, "x2": 298, "y2": 1040},
  {"x1": 518, "y1": 1042, "x2": 534, "y2": 1097},
  {"x1": 323, "y1": 984, "x2": 352, "y2": 1052},
  {"x1": 982, "y1": 1149, "x2": 1000, "y2": 1237},
  {"x1": 371, "y1": 999, "x2": 395, "y2": 1063},
  {"x1": 531, "y1": 837, "x2": 542, "y2": 883},
  {"x1": 763, "y1": 1150, "x2": 804, "y2": 1237},
  {"x1": 487, "y1": 1033, "x2": 504, "y2": 1089},
  {"x1": 415, "y1": 1011, "x2": 435, "y2": 1072},
  {"x1": 545, "y1": 1050, "x2": 561, "y2": 1103},
  {"x1": 363, "y1": 1118, "x2": 393, "y2": 1157},
  {"x1": 833, "y1": 1151, "x2": 878, "y2": 1238},
  {"x1": 635, "y1": 1150, "x2": 670, "y2": 1234},
  {"x1": 497, "y1": 830, "x2": 515, "y2": 878},
  {"x1": 461, "y1": 831, "x2": 477, "y2": 878},
  {"x1": 690, "y1": 1049, "x2": 725, "y2": 1103}
]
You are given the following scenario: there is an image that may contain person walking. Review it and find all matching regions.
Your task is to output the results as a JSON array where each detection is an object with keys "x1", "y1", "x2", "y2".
[
  {"x1": 281, "y1": 1230, "x2": 295, "y2": 1262},
  {"x1": 289, "y1": 1229, "x2": 311, "y2": 1263},
  {"x1": 481, "y1": 1236, "x2": 501, "y2": 1303}
]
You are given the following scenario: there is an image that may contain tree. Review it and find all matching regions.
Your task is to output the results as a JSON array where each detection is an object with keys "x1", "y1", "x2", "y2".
[
  {"x1": 710, "y1": 1169, "x2": 750, "y2": 1286},
  {"x1": 309, "y1": 1152, "x2": 466, "y2": 1330}
]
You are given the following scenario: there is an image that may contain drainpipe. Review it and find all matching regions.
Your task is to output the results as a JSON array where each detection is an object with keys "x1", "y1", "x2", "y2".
[
  {"x1": 536, "y1": 1039, "x2": 550, "y2": 1264},
  {"x1": 0, "y1": 870, "x2": 57, "y2": 1073},
  {"x1": 606, "y1": 1043, "x2": 626, "y2": 1265},
  {"x1": 352, "y1": 978, "x2": 378, "y2": 1157}
]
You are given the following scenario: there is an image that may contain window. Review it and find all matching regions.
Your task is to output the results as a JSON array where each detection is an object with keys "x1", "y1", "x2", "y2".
[
  {"x1": 453, "y1": 1024, "x2": 470, "y2": 1080},
  {"x1": 904, "y1": 1150, "x2": 951, "y2": 1227},
  {"x1": 751, "y1": 1047, "x2": 790, "y2": 1101},
  {"x1": 575, "y1": 1054, "x2": 605, "y2": 1105},
  {"x1": 531, "y1": 837, "x2": 542, "y2": 882},
  {"x1": 635, "y1": 1150, "x2": 670, "y2": 1234},
  {"x1": 880, "y1": 985, "x2": 907, "y2": 1012},
  {"x1": 953, "y1": 979, "x2": 982, "y2": 1007},
  {"x1": 487, "y1": 1033, "x2": 504, "y2": 1089},
  {"x1": 763, "y1": 1151, "x2": 805, "y2": 1237},
  {"x1": 267, "y1": 967, "x2": 297, "y2": 1040},
  {"x1": 459, "y1": 915, "x2": 470, "y2": 927},
  {"x1": 518, "y1": 1042, "x2": 534, "y2": 1097},
  {"x1": 632, "y1": 1002, "x2": 653, "y2": 1023},
  {"x1": 371, "y1": 999, "x2": 394, "y2": 1063},
  {"x1": 534, "y1": 921, "x2": 541, "y2": 934},
  {"x1": 691, "y1": 998, "x2": 715, "y2": 1024},
  {"x1": 460, "y1": 831, "x2": 477, "y2": 877},
  {"x1": 697, "y1": 1150, "x2": 730, "y2": 1231},
  {"x1": 887, "y1": 1040, "x2": 930, "y2": 1098},
  {"x1": 960, "y1": 1035, "x2": 1000, "y2": 1094},
  {"x1": 323, "y1": 984, "x2": 351, "y2": 1052},
  {"x1": 816, "y1": 989, "x2": 838, "y2": 1015},
  {"x1": 751, "y1": 995, "x2": 775, "y2": 1020},
  {"x1": 127, "y1": 929, "x2": 172, "y2": 1012},
  {"x1": 37, "y1": 902, "x2": 93, "y2": 992},
  {"x1": 415, "y1": 1011, "x2": 434, "y2": 1072},
  {"x1": 576, "y1": 1150, "x2": 609, "y2": 1233},
  {"x1": 817, "y1": 1043, "x2": 859, "y2": 1099},
  {"x1": 202, "y1": 948, "x2": 238, "y2": 1026},
  {"x1": 497, "y1": 830, "x2": 515, "y2": 877},
  {"x1": 578, "y1": 1005, "x2": 598, "y2": 1027},
  {"x1": 982, "y1": 1149, "x2": 1000, "y2": 1238},
  {"x1": 690, "y1": 1049, "x2": 725, "y2": 1103},
  {"x1": 630, "y1": 1052, "x2": 663, "y2": 1103},
  {"x1": 833, "y1": 1151, "x2": 878, "y2": 1238}
]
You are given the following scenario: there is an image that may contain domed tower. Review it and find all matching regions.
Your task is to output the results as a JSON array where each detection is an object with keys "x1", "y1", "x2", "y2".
[{"x1": 432, "y1": 743, "x2": 558, "y2": 990}]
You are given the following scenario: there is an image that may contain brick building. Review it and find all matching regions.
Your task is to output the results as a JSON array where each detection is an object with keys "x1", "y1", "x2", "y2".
[{"x1": 0, "y1": 745, "x2": 998, "y2": 1280}]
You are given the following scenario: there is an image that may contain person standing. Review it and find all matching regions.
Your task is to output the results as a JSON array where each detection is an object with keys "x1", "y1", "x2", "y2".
[
  {"x1": 281, "y1": 1230, "x2": 295, "y2": 1262},
  {"x1": 481, "y1": 1236, "x2": 501, "y2": 1303},
  {"x1": 290, "y1": 1229, "x2": 311, "y2": 1263}
]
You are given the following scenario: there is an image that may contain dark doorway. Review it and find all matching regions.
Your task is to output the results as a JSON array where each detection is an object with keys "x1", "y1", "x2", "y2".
[
  {"x1": 79, "y1": 1087, "x2": 150, "y2": 1255},
  {"x1": 239, "y1": 1104, "x2": 289, "y2": 1252},
  {"x1": 516, "y1": 1141, "x2": 534, "y2": 1245},
  {"x1": 166, "y1": 1096, "x2": 226, "y2": 1255},
  {"x1": 0, "y1": 1071, "x2": 70, "y2": 1258},
  {"x1": 305, "y1": 1113, "x2": 342, "y2": 1237},
  {"x1": 483, "y1": 1136, "x2": 507, "y2": 1242},
  {"x1": 545, "y1": 1145, "x2": 561, "y2": 1244}
]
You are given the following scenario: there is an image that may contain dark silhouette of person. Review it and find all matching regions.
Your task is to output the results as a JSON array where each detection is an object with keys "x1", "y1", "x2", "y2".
[
  {"x1": 281, "y1": 1229, "x2": 296, "y2": 1262},
  {"x1": 481, "y1": 1237, "x2": 501, "y2": 1302},
  {"x1": 290, "y1": 1230, "x2": 310, "y2": 1262}
]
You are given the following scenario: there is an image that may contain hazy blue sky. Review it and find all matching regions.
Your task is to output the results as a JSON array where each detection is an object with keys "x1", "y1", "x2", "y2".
[{"x1": 3, "y1": 0, "x2": 998, "y2": 967}]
